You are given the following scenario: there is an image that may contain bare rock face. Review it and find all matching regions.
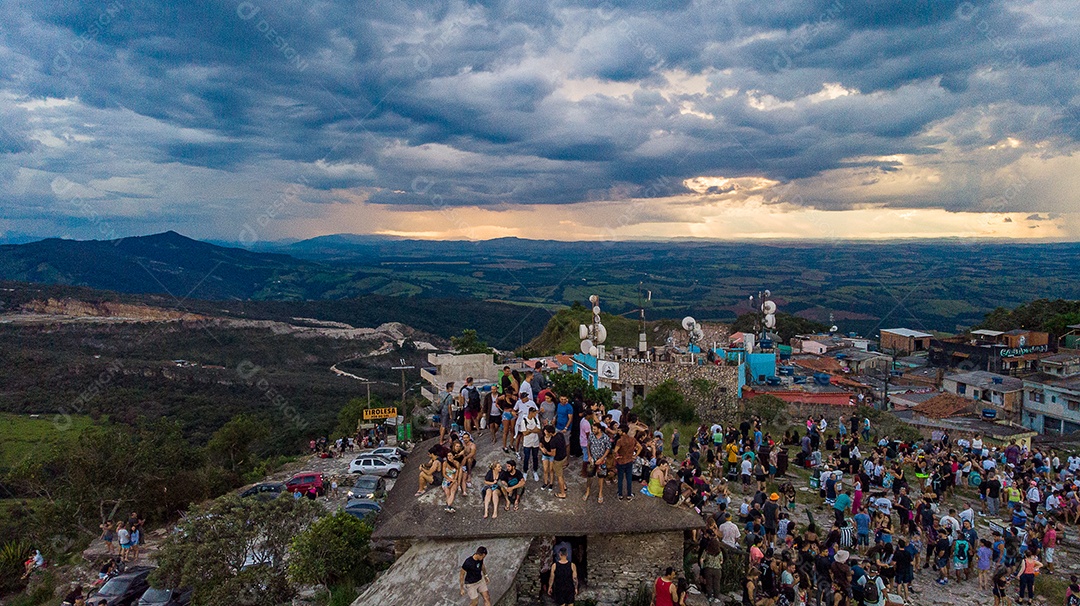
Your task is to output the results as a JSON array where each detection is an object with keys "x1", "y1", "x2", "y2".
[{"x1": 21, "y1": 298, "x2": 206, "y2": 321}]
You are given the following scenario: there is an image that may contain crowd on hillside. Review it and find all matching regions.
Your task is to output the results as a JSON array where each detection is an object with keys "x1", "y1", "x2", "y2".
[{"x1": 422, "y1": 367, "x2": 1080, "y2": 606}]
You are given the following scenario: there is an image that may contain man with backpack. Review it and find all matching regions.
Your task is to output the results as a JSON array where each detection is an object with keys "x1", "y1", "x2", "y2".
[
  {"x1": 953, "y1": 532, "x2": 972, "y2": 582},
  {"x1": 461, "y1": 377, "x2": 482, "y2": 432},
  {"x1": 858, "y1": 564, "x2": 885, "y2": 606}
]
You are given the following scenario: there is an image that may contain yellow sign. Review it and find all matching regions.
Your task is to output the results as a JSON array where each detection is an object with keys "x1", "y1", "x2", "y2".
[{"x1": 362, "y1": 407, "x2": 398, "y2": 420}]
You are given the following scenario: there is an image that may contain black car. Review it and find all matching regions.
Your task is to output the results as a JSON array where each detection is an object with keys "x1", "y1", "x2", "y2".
[
  {"x1": 91, "y1": 568, "x2": 154, "y2": 606},
  {"x1": 137, "y1": 587, "x2": 192, "y2": 606},
  {"x1": 239, "y1": 482, "x2": 286, "y2": 500},
  {"x1": 346, "y1": 475, "x2": 387, "y2": 500}
]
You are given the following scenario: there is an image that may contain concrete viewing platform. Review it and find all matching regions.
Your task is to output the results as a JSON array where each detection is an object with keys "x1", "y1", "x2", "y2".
[{"x1": 372, "y1": 435, "x2": 704, "y2": 541}]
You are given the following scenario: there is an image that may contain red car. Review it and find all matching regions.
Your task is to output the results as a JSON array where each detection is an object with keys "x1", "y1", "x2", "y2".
[{"x1": 285, "y1": 472, "x2": 324, "y2": 496}]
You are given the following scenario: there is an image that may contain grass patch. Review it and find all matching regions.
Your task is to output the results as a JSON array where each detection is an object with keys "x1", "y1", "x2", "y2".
[
  {"x1": 1036, "y1": 572, "x2": 1068, "y2": 605},
  {"x1": 0, "y1": 413, "x2": 94, "y2": 469}
]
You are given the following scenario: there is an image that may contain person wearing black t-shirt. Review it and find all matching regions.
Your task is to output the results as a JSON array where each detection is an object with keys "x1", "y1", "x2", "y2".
[
  {"x1": 984, "y1": 473, "x2": 1002, "y2": 518},
  {"x1": 498, "y1": 461, "x2": 526, "y2": 510},
  {"x1": 460, "y1": 546, "x2": 491, "y2": 606}
]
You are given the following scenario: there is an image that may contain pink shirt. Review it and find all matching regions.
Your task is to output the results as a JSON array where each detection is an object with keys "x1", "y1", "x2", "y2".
[
  {"x1": 1044, "y1": 528, "x2": 1057, "y2": 548},
  {"x1": 579, "y1": 418, "x2": 591, "y2": 448}
]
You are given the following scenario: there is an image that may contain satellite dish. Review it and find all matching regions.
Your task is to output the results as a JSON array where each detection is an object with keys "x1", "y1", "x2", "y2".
[
  {"x1": 589, "y1": 295, "x2": 599, "y2": 304},
  {"x1": 596, "y1": 324, "x2": 608, "y2": 344},
  {"x1": 830, "y1": 325, "x2": 839, "y2": 333},
  {"x1": 765, "y1": 314, "x2": 776, "y2": 329},
  {"x1": 593, "y1": 314, "x2": 601, "y2": 324},
  {"x1": 682, "y1": 316, "x2": 697, "y2": 331},
  {"x1": 580, "y1": 339, "x2": 594, "y2": 355},
  {"x1": 693, "y1": 327, "x2": 705, "y2": 341},
  {"x1": 762, "y1": 301, "x2": 777, "y2": 314},
  {"x1": 764, "y1": 289, "x2": 771, "y2": 297},
  {"x1": 592, "y1": 306, "x2": 601, "y2": 315},
  {"x1": 579, "y1": 324, "x2": 589, "y2": 340},
  {"x1": 589, "y1": 345, "x2": 598, "y2": 357}
]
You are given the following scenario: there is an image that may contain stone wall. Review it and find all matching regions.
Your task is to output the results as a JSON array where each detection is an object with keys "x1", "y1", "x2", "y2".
[
  {"x1": 620, "y1": 361, "x2": 741, "y2": 424},
  {"x1": 511, "y1": 531, "x2": 684, "y2": 606},
  {"x1": 580, "y1": 531, "x2": 684, "y2": 605}
]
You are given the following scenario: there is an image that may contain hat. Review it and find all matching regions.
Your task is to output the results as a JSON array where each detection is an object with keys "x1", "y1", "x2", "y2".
[
  {"x1": 770, "y1": 493, "x2": 780, "y2": 501},
  {"x1": 835, "y1": 550, "x2": 850, "y2": 563},
  {"x1": 1031, "y1": 480, "x2": 1038, "y2": 486}
]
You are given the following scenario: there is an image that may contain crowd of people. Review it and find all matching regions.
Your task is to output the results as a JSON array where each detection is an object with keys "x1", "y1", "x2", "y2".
[
  {"x1": 421, "y1": 365, "x2": 1080, "y2": 606},
  {"x1": 684, "y1": 414, "x2": 1080, "y2": 606}
]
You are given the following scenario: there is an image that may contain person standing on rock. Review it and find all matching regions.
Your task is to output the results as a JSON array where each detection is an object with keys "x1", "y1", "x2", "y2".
[{"x1": 459, "y1": 546, "x2": 491, "y2": 606}]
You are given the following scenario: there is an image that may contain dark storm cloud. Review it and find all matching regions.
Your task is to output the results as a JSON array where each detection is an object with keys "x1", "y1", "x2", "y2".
[{"x1": 1, "y1": 0, "x2": 1079, "y2": 237}]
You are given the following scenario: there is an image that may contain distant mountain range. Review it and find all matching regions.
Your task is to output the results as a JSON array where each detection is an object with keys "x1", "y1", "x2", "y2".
[{"x1": 3, "y1": 232, "x2": 1080, "y2": 341}]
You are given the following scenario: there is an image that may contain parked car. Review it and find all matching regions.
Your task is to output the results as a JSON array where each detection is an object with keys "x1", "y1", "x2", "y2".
[
  {"x1": 348, "y1": 456, "x2": 403, "y2": 478},
  {"x1": 357, "y1": 446, "x2": 407, "y2": 462},
  {"x1": 346, "y1": 475, "x2": 387, "y2": 500},
  {"x1": 285, "y1": 472, "x2": 325, "y2": 496},
  {"x1": 137, "y1": 587, "x2": 192, "y2": 606},
  {"x1": 239, "y1": 482, "x2": 285, "y2": 500},
  {"x1": 343, "y1": 498, "x2": 382, "y2": 519},
  {"x1": 91, "y1": 567, "x2": 154, "y2": 606}
]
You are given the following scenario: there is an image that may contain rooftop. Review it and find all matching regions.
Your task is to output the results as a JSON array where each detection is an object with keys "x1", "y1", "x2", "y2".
[
  {"x1": 971, "y1": 329, "x2": 1005, "y2": 337},
  {"x1": 1040, "y1": 353, "x2": 1080, "y2": 365},
  {"x1": 882, "y1": 328, "x2": 933, "y2": 339},
  {"x1": 1024, "y1": 372, "x2": 1080, "y2": 391},
  {"x1": 372, "y1": 436, "x2": 705, "y2": 541},
  {"x1": 944, "y1": 370, "x2": 1023, "y2": 392},
  {"x1": 911, "y1": 393, "x2": 974, "y2": 419}
]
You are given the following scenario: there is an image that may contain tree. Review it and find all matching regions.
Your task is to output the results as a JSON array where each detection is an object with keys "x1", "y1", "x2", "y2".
[
  {"x1": 450, "y1": 329, "x2": 492, "y2": 355},
  {"x1": 206, "y1": 414, "x2": 271, "y2": 475},
  {"x1": 743, "y1": 395, "x2": 789, "y2": 428},
  {"x1": 549, "y1": 372, "x2": 615, "y2": 408},
  {"x1": 288, "y1": 511, "x2": 376, "y2": 598},
  {"x1": 333, "y1": 396, "x2": 386, "y2": 437},
  {"x1": 152, "y1": 494, "x2": 320, "y2": 606},
  {"x1": 730, "y1": 312, "x2": 829, "y2": 344},
  {"x1": 636, "y1": 380, "x2": 695, "y2": 428}
]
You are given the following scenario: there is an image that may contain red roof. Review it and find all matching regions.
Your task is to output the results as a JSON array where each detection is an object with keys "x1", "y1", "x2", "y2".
[{"x1": 792, "y1": 357, "x2": 845, "y2": 374}]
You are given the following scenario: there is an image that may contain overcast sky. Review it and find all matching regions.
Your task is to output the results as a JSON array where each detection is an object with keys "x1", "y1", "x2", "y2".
[{"x1": 1, "y1": 0, "x2": 1079, "y2": 243}]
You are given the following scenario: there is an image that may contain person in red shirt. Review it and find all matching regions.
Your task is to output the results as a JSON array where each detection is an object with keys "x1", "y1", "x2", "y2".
[
  {"x1": 654, "y1": 567, "x2": 678, "y2": 606},
  {"x1": 613, "y1": 424, "x2": 641, "y2": 500}
]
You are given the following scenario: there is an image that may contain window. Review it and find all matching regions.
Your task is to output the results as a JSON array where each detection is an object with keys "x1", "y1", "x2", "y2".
[
  {"x1": 957, "y1": 383, "x2": 966, "y2": 395},
  {"x1": 1030, "y1": 391, "x2": 1044, "y2": 404},
  {"x1": 1069, "y1": 401, "x2": 1080, "y2": 412}
]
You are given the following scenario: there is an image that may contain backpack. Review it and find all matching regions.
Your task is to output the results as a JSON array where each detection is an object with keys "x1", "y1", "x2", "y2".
[
  {"x1": 956, "y1": 541, "x2": 969, "y2": 562},
  {"x1": 863, "y1": 577, "x2": 880, "y2": 604},
  {"x1": 440, "y1": 393, "x2": 453, "y2": 418},
  {"x1": 465, "y1": 386, "x2": 481, "y2": 412},
  {"x1": 1067, "y1": 590, "x2": 1080, "y2": 606},
  {"x1": 662, "y1": 478, "x2": 680, "y2": 505}
]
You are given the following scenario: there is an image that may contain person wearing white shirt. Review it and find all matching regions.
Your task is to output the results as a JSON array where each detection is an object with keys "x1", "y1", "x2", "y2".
[
  {"x1": 971, "y1": 436, "x2": 983, "y2": 452},
  {"x1": 518, "y1": 377, "x2": 533, "y2": 402},
  {"x1": 982, "y1": 457, "x2": 996, "y2": 472},
  {"x1": 512, "y1": 393, "x2": 538, "y2": 450},
  {"x1": 516, "y1": 408, "x2": 543, "y2": 481},
  {"x1": 719, "y1": 515, "x2": 740, "y2": 548},
  {"x1": 959, "y1": 506, "x2": 975, "y2": 527},
  {"x1": 940, "y1": 512, "x2": 960, "y2": 538},
  {"x1": 609, "y1": 408, "x2": 622, "y2": 425},
  {"x1": 1027, "y1": 484, "x2": 1042, "y2": 516},
  {"x1": 818, "y1": 417, "x2": 828, "y2": 433}
]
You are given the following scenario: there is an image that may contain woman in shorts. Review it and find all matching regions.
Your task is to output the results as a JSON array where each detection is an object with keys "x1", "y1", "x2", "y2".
[
  {"x1": 482, "y1": 461, "x2": 501, "y2": 519},
  {"x1": 100, "y1": 521, "x2": 116, "y2": 555}
]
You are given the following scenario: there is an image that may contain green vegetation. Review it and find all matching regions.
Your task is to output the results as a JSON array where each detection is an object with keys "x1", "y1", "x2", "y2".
[
  {"x1": 548, "y1": 371, "x2": 614, "y2": 408},
  {"x1": 743, "y1": 394, "x2": 790, "y2": 429},
  {"x1": 977, "y1": 298, "x2": 1080, "y2": 336},
  {"x1": 0, "y1": 413, "x2": 93, "y2": 470},
  {"x1": 730, "y1": 312, "x2": 829, "y2": 343},
  {"x1": 288, "y1": 511, "x2": 377, "y2": 595},
  {"x1": 153, "y1": 494, "x2": 321, "y2": 606},
  {"x1": 636, "y1": 380, "x2": 696, "y2": 427},
  {"x1": 450, "y1": 329, "x2": 492, "y2": 354}
]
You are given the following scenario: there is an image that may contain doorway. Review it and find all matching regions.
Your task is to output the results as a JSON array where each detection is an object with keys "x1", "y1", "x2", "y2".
[{"x1": 553, "y1": 535, "x2": 588, "y2": 587}]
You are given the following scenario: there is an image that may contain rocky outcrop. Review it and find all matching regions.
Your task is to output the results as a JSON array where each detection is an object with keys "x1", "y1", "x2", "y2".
[{"x1": 21, "y1": 298, "x2": 206, "y2": 321}]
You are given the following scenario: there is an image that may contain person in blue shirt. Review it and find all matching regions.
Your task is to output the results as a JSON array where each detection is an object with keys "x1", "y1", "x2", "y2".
[
  {"x1": 854, "y1": 508, "x2": 872, "y2": 553},
  {"x1": 554, "y1": 395, "x2": 574, "y2": 435}
]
